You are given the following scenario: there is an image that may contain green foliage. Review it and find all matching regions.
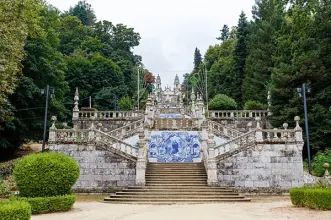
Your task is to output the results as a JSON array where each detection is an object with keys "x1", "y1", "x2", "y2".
[
  {"x1": 0, "y1": 200, "x2": 31, "y2": 220},
  {"x1": 0, "y1": 179, "x2": 11, "y2": 198},
  {"x1": 244, "y1": 100, "x2": 267, "y2": 110},
  {"x1": 209, "y1": 94, "x2": 237, "y2": 110},
  {"x1": 193, "y1": 47, "x2": 202, "y2": 73},
  {"x1": 118, "y1": 96, "x2": 133, "y2": 111},
  {"x1": 13, "y1": 152, "x2": 80, "y2": 198},
  {"x1": 66, "y1": 0, "x2": 96, "y2": 26},
  {"x1": 290, "y1": 187, "x2": 331, "y2": 210},
  {"x1": 0, "y1": 159, "x2": 19, "y2": 179},
  {"x1": 0, "y1": 0, "x2": 44, "y2": 123},
  {"x1": 312, "y1": 149, "x2": 331, "y2": 177},
  {"x1": 217, "y1": 25, "x2": 230, "y2": 41},
  {"x1": 11, "y1": 194, "x2": 76, "y2": 214}
]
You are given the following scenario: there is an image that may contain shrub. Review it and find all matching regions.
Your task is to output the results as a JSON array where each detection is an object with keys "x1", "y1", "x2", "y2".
[
  {"x1": 0, "y1": 200, "x2": 31, "y2": 220},
  {"x1": 0, "y1": 159, "x2": 20, "y2": 179},
  {"x1": 13, "y1": 152, "x2": 80, "y2": 197},
  {"x1": 10, "y1": 194, "x2": 76, "y2": 214},
  {"x1": 312, "y1": 149, "x2": 331, "y2": 176},
  {"x1": 0, "y1": 179, "x2": 12, "y2": 198},
  {"x1": 209, "y1": 94, "x2": 237, "y2": 110},
  {"x1": 290, "y1": 187, "x2": 331, "y2": 210},
  {"x1": 244, "y1": 100, "x2": 267, "y2": 110}
]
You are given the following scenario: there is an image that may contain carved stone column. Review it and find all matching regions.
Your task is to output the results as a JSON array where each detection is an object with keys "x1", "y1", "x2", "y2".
[
  {"x1": 72, "y1": 88, "x2": 79, "y2": 128},
  {"x1": 255, "y1": 117, "x2": 263, "y2": 142},
  {"x1": 136, "y1": 132, "x2": 147, "y2": 186},
  {"x1": 48, "y1": 116, "x2": 57, "y2": 142},
  {"x1": 207, "y1": 133, "x2": 218, "y2": 186}
]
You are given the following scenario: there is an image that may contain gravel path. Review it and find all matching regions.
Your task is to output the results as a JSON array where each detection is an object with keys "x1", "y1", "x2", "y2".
[{"x1": 32, "y1": 198, "x2": 331, "y2": 220}]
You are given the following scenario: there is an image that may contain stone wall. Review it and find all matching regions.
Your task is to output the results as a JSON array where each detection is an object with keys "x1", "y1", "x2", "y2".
[
  {"x1": 217, "y1": 143, "x2": 304, "y2": 193},
  {"x1": 211, "y1": 118, "x2": 270, "y2": 133},
  {"x1": 49, "y1": 144, "x2": 136, "y2": 192}
]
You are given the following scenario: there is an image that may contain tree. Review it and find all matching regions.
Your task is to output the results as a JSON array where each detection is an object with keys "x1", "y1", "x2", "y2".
[
  {"x1": 66, "y1": 0, "x2": 96, "y2": 26},
  {"x1": 193, "y1": 47, "x2": 202, "y2": 73},
  {"x1": 118, "y1": 96, "x2": 133, "y2": 111},
  {"x1": 0, "y1": 0, "x2": 43, "y2": 124},
  {"x1": 242, "y1": 0, "x2": 286, "y2": 104},
  {"x1": 217, "y1": 25, "x2": 230, "y2": 41},
  {"x1": 231, "y1": 11, "x2": 249, "y2": 106}
]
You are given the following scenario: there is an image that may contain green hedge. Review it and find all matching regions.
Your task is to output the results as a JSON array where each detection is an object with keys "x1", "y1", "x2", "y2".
[
  {"x1": 0, "y1": 200, "x2": 31, "y2": 220},
  {"x1": 290, "y1": 187, "x2": 331, "y2": 210},
  {"x1": 13, "y1": 152, "x2": 80, "y2": 197},
  {"x1": 10, "y1": 194, "x2": 76, "y2": 214}
]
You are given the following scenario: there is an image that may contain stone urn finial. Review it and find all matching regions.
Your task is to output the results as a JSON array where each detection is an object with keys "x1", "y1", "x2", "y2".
[{"x1": 323, "y1": 163, "x2": 330, "y2": 178}]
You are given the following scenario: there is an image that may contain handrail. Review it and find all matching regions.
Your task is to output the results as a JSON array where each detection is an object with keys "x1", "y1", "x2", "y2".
[
  {"x1": 107, "y1": 119, "x2": 144, "y2": 138},
  {"x1": 207, "y1": 110, "x2": 268, "y2": 119},
  {"x1": 206, "y1": 119, "x2": 244, "y2": 139},
  {"x1": 77, "y1": 111, "x2": 144, "y2": 119},
  {"x1": 215, "y1": 130, "x2": 256, "y2": 159}
]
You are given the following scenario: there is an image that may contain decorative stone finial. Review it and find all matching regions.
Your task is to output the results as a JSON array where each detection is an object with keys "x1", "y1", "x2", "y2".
[
  {"x1": 294, "y1": 116, "x2": 302, "y2": 130},
  {"x1": 208, "y1": 133, "x2": 214, "y2": 140},
  {"x1": 73, "y1": 87, "x2": 79, "y2": 111},
  {"x1": 283, "y1": 123, "x2": 288, "y2": 130},
  {"x1": 50, "y1": 116, "x2": 57, "y2": 130},
  {"x1": 323, "y1": 163, "x2": 330, "y2": 178}
]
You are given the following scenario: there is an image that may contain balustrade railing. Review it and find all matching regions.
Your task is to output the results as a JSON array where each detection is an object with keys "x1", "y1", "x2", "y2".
[
  {"x1": 157, "y1": 108, "x2": 183, "y2": 114},
  {"x1": 153, "y1": 118, "x2": 196, "y2": 130},
  {"x1": 51, "y1": 129, "x2": 90, "y2": 143},
  {"x1": 215, "y1": 130, "x2": 256, "y2": 159},
  {"x1": 207, "y1": 120, "x2": 243, "y2": 139},
  {"x1": 107, "y1": 119, "x2": 144, "y2": 139},
  {"x1": 207, "y1": 110, "x2": 269, "y2": 119},
  {"x1": 260, "y1": 129, "x2": 296, "y2": 142},
  {"x1": 95, "y1": 130, "x2": 138, "y2": 159},
  {"x1": 78, "y1": 111, "x2": 144, "y2": 119}
]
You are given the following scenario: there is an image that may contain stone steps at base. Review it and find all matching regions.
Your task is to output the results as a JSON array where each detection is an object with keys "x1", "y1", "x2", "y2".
[
  {"x1": 126, "y1": 186, "x2": 227, "y2": 190},
  {"x1": 122, "y1": 188, "x2": 233, "y2": 192},
  {"x1": 145, "y1": 183, "x2": 209, "y2": 187},
  {"x1": 109, "y1": 195, "x2": 245, "y2": 199},
  {"x1": 104, "y1": 198, "x2": 252, "y2": 203},
  {"x1": 146, "y1": 180, "x2": 207, "y2": 184},
  {"x1": 117, "y1": 191, "x2": 239, "y2": 195}
]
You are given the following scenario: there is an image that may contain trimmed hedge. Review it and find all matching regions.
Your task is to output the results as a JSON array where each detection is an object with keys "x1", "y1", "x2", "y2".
[
  {"x1": 13, "y1": 152, "x2": 80, "y2": 197},
  {"x1": 10, "y1": 194, "x2": 76, "y2": 214},
  {"x1": 0, "y1": 200, "x2": 31, "y2": 220},
  {"x1": 290, "y1": 187, "x2": 331, "y2": 210}
]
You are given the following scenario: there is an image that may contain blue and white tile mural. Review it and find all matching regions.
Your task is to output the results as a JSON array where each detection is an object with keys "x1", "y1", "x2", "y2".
[
  {"x1": 159, "y1": 114, "x2": 182, "y2": 118},
  {"x1": 149, "y1": 131, "x2": 201, "y2": 162},
  {"x1": 123, "y1": 131, "x2": 229, "y2": 163}
]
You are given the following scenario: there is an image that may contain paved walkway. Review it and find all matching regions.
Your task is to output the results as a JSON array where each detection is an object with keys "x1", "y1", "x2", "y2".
[{"x1": 32, "y1": 199, "x2": 331, "y2": 220}]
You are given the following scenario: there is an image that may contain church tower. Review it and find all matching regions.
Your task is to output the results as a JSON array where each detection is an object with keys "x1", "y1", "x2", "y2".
[
  {"x1": 174, "y1": 74, "x2": 180, "y2": 93},
  {"x1": 156, "y1": 74, "x2": 161, "y2": 90}
]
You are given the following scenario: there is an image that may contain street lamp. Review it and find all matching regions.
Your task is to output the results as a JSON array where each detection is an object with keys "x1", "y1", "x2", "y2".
[
  {"x1": 297, "y1": 83, "x2": 311, "y2": 174},
  {"x1": 41, "y1": 85, "x2": 55, "y2": 152}
]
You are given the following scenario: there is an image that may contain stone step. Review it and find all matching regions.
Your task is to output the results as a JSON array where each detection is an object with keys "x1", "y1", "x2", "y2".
[
  {"x1": 146, "y1": 180, "x2": 207, "y2": 184},
  {"x1": 127, "y1": 186, "x2": 227, "y2": 190},
  {"x1": 145, "y1": 177, "x2": 207, "y2": 181},
  {"x1": 145, "y1": 174, "x2": 207, "y2": 177},
  {"x1": 117, "y1": 191, "x2": 239, "y2": 195},
  {"x1": 104, "y1": 198, "x2": 252, "y2": 203},
  {"x1": 146, "y1": 171, "x2": 206, "y2": 174},
  {"x1": 145, "y1": 183, "x2": 208, "y2": 187},
  {"x1": 109, "y1": 194, "x2": 245, "y2": 199}
]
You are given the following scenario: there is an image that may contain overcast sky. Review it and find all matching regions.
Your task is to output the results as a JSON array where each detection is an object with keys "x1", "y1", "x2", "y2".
[{"x1": 47, "y1": 0, "x2": 256, "y2": 87}]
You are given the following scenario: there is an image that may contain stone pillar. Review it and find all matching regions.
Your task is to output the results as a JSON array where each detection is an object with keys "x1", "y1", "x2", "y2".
[
  {"x1": 72, "y1": 88, "x2": 79, "y2": 128},
  {"x1": 207, "y1": 133, "x2": 218, "y2": 186},
  {"x1": 48, "y1": 116, "x2": 57, "y2": 142},
  {"x1": 88, "y1": 120, "x2": 96, "y2": 142},
  {"x1": 294, "y1": 116, "x2": 303, "y2": 142},
  {"x1": 255, "y1": 117, "x2": 263, "y2": 142},
  {"x1": 136, "y1": 132, "x2": 147, "y2": 186}
]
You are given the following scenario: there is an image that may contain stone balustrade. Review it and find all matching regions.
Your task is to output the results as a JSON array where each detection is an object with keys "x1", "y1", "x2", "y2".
[
  {"x1": 157, "y1": 107, "x2": 184, "y2": 114},
  {"x1": 77, "y1": 111, "x2": 144, "y2": 120},
  {"x1": 215, "y1": 130, "x2": 256, "y2": 159},
  {"x1": 49, "y1": 129, "x2": 90, "y2": 143},
  {"x1": 207, "y1": 120, "x2": 244, "y2": 139},
  {"x1": 207, "y1": 110, "x2": 269, "y2": 119},
  {"x1": 260, "y1": 129, "x2": 296, "y2": 143},
  {"x1": 153, "y1": 118, "x2": 197, "y2": 130},
  {"x1": 107, "y1": 119, "x2": 144, "y2": 139}
]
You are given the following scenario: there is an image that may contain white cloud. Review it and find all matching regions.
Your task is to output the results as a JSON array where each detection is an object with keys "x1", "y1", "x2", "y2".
[{"x1": 47, "y1": 0, "x2": 255, "y2": 87}]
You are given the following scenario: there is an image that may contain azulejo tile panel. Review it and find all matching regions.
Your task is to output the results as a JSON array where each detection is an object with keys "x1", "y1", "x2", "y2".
[
  {"x1": 149, "y1": 131, "x2": 202, "y2": 162},
  {"x1": 159, "y1": 114, "x2": 182, "y2": 118}
]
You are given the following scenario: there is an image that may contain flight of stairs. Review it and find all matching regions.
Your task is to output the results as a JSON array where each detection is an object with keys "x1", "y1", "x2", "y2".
[{"x1": 104, "y1": 162, "x2": 251, "y2": 204}]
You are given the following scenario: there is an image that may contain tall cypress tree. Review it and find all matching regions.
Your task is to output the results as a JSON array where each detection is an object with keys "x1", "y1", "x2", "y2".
[
  {"x1": 193, "y1": 47, "x2": 202, "y2": 73},
  {"x1": 231, "y1": 11, "x2": 249, "y2": 105}
]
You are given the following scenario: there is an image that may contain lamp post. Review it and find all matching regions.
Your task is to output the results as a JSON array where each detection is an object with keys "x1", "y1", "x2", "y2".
[
  {"x1": 297, "y1": 83, "x2": 311, "y2": 174},
  {"x1": 41, "y1": 85, "x2": 55, "y2": 152}
]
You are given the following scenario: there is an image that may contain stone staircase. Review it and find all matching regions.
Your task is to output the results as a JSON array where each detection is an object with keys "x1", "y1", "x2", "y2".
[{"x1": 104, "y1": 162, "x2": 251, "y2": 204}]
